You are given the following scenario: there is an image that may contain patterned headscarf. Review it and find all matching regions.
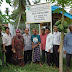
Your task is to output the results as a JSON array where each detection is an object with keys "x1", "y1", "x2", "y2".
[{"x1": 16, "y1": 29, "x2": 20, "y2": 33}]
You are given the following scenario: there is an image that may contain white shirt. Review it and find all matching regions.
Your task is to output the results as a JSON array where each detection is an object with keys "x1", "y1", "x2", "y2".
[
  {"x1": 53, "y1": 31, "x2": 61, "y2": 45},
  {"x1": 45, "y1": 33, "x2": 53, "y2": 53},
  {"x1": 2, "y1": 33, "x2": 12, "y2": 46}
]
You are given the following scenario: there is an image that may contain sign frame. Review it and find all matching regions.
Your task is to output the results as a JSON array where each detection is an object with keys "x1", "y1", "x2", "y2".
[
  {"x1": 26, "y1": 2, "x2": 52, "y2": 33},
  {"x1": 26, "y1": 2, "x2": 52, "y2": 24}
]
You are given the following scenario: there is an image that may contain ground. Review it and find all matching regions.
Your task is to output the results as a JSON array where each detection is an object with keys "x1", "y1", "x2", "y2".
[{"x1": 0, "y1": 58, "x2": 72, "y2": 72}]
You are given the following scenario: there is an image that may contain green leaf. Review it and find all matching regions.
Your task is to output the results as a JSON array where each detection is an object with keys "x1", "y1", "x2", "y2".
[{"x1": 6, "y1": 0, "x2": 11, "y2": 4}]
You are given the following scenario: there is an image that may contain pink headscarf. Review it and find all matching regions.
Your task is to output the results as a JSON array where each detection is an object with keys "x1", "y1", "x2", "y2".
[{"x1": 16, "y1": 29, "x2": 20, "y2": 33}]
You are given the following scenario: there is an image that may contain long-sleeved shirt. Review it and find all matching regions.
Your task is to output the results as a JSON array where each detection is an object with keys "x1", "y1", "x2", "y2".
[
  {"x1": 23, "y1": 33, "x2": 32, "y2": 51},
  {"x1": 53, "y1": 32, "x2": 61, "y2": 45},
  {"x1": 45, "y1": 33, "x2": 53, "y2": 53},
  {"x1": 40, "y1": 33, "x2": 47, "y2": 50},
  {"x1": 64, "y1": 32, "x2": 72, "y2": 54}
]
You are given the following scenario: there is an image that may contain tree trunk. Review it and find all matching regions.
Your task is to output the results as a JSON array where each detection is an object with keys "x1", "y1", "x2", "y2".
[
  {"x1": 17, "y1": 13, "x2": 21, "y2": 29},
  {"x1": 59, "y1": 31, "x2": 64, "y2": 72},
  {"x1": 59, "y1": 7, "x2": 64, "y2": 72}
]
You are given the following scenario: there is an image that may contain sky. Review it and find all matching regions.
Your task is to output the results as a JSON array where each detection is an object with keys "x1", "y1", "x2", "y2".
[{"x1": 0, "y1": 0, "x2": 71, "y2": 15}]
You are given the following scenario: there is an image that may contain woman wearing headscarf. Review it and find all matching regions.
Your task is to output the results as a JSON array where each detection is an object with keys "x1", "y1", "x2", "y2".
[{"x1": 12, "y1": 29, "x2": 24, "y2": 66}]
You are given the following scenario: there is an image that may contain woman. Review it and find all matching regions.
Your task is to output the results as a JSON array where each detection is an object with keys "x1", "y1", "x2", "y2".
[
  {"x1": 12, "y1": 29, "x2": 24, "y2": 66},
  {"x1": 31, "y1": 29, "x2": 42, "y2": 66}
]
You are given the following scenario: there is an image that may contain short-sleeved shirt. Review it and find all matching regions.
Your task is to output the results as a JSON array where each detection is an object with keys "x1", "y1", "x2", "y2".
[
  {"x1": 31, "y1": 34, "x2": 41, "y2": 45},
  {"x1": 2, "y1": 33, "x2": 12, "y2": 46}
]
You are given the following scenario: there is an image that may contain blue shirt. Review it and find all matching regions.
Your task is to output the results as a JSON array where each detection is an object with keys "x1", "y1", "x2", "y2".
[
  {"x1": 31, "y1": 34, "x2": 41, "y2": 45},
  {"x1": 64, "y1": 32, "x2": 72, "y2": 54}
]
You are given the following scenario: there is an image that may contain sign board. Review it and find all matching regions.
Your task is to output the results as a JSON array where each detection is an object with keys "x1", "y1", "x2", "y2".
[{"x1": 26, "y1": 3, "x2": 52, "y2": 23}]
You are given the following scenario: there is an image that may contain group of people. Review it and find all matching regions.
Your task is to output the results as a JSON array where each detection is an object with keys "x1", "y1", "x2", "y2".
[{"x1": 0, "y1": 24, "x2": 72, "y2": 71}]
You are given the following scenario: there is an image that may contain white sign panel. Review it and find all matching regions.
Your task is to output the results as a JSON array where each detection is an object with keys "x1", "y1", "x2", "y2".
[{"x1": 26, "y1": 3, "x2": 52, "y2": 23}]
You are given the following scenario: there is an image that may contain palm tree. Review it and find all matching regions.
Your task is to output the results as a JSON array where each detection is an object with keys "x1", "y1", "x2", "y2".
[{"x1": 13, "y1": 0, "x2": 31, "y2": 29}]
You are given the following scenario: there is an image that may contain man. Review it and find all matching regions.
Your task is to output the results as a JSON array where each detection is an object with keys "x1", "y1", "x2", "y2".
[
  {"x1": 53, "y1": 26, "x2": 61, "y2": 70},
  {"x1": 23, "y1": 28, "x2": 32, "y2": 64},
  {"x1": 31, "y1": 29, "x2": 42, "y2": 66},
  {"x1": 3, "y1": 27, "x2": 12, "y2": 64},
  {"x1": 64, "y1": 25, "x2": 72, "y2": 72},
  {"x1": 0, "y1": 26, "x2": 4, "y2": 66},
  {"x1": 40, "y1": 28, "x2": 47, "y2": 64},
  {"x1": 45, "y1": 27, "x2": 53, "y2": 66}
]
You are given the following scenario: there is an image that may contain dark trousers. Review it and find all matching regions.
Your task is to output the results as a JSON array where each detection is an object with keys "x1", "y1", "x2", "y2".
[
  {"x1": 24, "y1": 50, "x2": 32, "y2": 64},
  {"x1": 42, "y1": 50, "x2": 46, "y2": 64},
  {"x1": 1, "y1": 51, "x2": 4, "y2": 66},
  {"x1": 5, "y1": 45, "x2": 12, "y2": 63},
  {"x1": 46, "y1": 52, "x2": 53, "y2": 66},
  {"x1": 66, "y1": 53, "x2": 72, "y2": 68},
  {"x1": 53, "y1": 45, "x2": 59, "y2": 68}
]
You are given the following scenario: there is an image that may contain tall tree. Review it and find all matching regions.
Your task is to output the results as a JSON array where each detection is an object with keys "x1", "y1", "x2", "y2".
[
  {"x1": 46, "y1": 0, "x2": 72, "y2": 72},
  {"x1": 0, "y1": 0, "x2": 12, "y2": 24},
  {"x1": 13, "y1": 0, "x2": 31, "y2": 29}
]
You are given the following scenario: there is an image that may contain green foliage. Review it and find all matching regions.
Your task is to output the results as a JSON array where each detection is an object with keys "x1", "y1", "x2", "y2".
[
  {"x1": 32, "y1": 0, "x2": 40, "y2": 4},
  {"x1": 13, "y1": 0, "x2": 31, "y2": 11},
  {"x1": 0, "y1": 0, "x2": 3, "y2": 6},
  {"x1": 53, "y1": 8, "x2": 66, "y2": 14},
  {"x1": 57, "y1": 24, "x2": 61, "y2": 29},
  {"x1": 30, "y1": 24, "x2": 39, "y2": 35},
  {"x1": 6, "y1": 0, "x2": 11, "y2": 5},
  {"x1": 55, "y1": 20, "x2": 68, "y2": 33},
  {"x1": 0, "y1": 58, "x2": 72, "y2": 72},
  {"x1": 64, "y1": 29, "x2": 67, "y2": 33},
  {"x1": 12, "y1": 0, "x2": 31, "y2": 29},
  {"x1": 0, "y1": 2, "x2": 12, "y2": 24},
  {"x1": 0, "y1": 10, "x2": 8, "y2": 24},
  {"x1": 60, "y1": 24, "x2": 64, "y2": 31},
  {"x1": 5, "y1": 8, "x2": 9, "y2": 15},
  {"x1": 63, "y1": 21, "x2": 68, "y2": 29},
  {"x1": 50, "y1": 0, "x2": 72, "y2": 7},
  {"x1": 55, "y1": 20, "x2": 61, "y2": 26},
  {"x1": 65, "y1": 17, "x2": 72, "y2": 25},
  {"x1": 52, "y1": 0, "x2": 71, "y2": 34},
  {"x1": 0, "y1": 63, "x2": 60, "y2": 72},
  {"x1": 0, "y1": 0, "x2": 11, "y2": 6},
  {"x1": 11, "y1": 9, "x2": 26, "y2": 25}
]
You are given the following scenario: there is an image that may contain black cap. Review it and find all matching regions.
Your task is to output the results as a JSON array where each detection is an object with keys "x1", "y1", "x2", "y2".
[{"x1": 46, "y1": 27, "x2": 50, "y2": 30}]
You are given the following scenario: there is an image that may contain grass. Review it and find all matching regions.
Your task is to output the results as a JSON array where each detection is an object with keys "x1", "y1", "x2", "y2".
[{"x1": 0, "y1": 58, "x2": 72, "y2": 72}]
